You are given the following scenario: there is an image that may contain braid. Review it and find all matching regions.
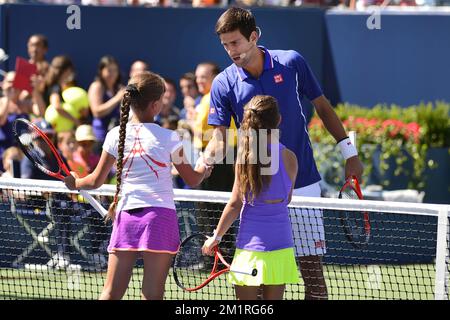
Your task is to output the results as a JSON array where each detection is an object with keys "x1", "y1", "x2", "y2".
[{"x1": 107, "y1": 92, "x2": 131, "y2": 221}]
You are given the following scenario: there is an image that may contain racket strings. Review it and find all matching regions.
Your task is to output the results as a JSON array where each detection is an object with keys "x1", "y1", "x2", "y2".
[
  {"x1": 340, "y1": 186, "x2": 359, "y2": 200},
  {"x1": 15, "y1": 122, "x2": 60, "y2": 174},
  {"x1": 173, "y1": 235, "x2": 216, "y2": 290},
  {"x1": 339, "y1": 184, "x2": 369, "y2": 247}
]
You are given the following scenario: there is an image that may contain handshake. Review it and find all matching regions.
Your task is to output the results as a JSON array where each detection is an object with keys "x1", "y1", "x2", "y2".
[{"x1": 195, "y1": 152, "x2": 214, "y2": 179}]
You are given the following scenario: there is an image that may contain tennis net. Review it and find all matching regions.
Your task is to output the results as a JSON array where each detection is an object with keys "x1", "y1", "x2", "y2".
[{"x1": 0, "y1": 178, "x2": 448, "y2": 300}]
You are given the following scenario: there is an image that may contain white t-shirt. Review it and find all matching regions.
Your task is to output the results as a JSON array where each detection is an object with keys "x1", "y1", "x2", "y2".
[{"x1": 103, "y1": 123, "x2": 182, "y2": 212}]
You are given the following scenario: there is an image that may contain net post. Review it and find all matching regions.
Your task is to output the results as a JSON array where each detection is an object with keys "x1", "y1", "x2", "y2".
[{"x1": 434, "y1": 206, "x2": 449, "y2": 300}]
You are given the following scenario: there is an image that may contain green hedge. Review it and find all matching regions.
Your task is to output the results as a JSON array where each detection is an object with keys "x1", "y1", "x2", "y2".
[{"x1": 309, "y1": 102, "x2": 450, "y2": 189}]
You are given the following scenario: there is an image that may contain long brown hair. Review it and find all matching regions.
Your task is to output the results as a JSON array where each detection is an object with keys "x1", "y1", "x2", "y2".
[
  {"x1": 237, "y1": 95, "x2": 280, "y2": 204},
  {"x1": 107, "y1": 71, "x2": 165, "y2": 221},
  {"x1": 44, "y1": 55, "x2": 74, "y2": 88},
  {"x1": 95, "y1": 55, "x2": 122, "y2": 93}
]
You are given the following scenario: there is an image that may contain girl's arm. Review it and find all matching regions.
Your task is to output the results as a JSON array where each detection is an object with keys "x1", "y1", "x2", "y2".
[
  {"x1": 172, "y1": 146, "x2": 210, "y2": 188},
  {"x1": 64, "y1": 150, "x2": 115, "y2": 190},
  {"x1": 202, "y1": 165, "x2": 243, "y2": 255},
  {"x1": 31, "y1": 75, "x2": 46, "y2": 117},
  {"x1": 0, "y1": 97, "x2": 9, "y2": 126},
  {"x1": 88, "y1": 82, "x2": 124, "y2": 118},
  {"x1": 282, "y1": 147, "x2": 298, "y2": 204}
]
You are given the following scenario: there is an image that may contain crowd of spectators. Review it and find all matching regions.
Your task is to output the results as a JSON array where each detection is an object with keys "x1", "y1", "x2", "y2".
[
  {"x1": 1, "y1": 0, "x2": 450, "y2": 8},
  {"x1": 0, "y1": 33, "x2": 239, "y2": 193}
]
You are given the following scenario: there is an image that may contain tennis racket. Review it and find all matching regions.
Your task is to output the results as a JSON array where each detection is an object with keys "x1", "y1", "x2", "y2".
[
  {"x1": 339, "y1": 175, "x2": 371, "y2": 249},
  {"x1": 172, "y1": 233, "x2": 257, "y2": 291},
  {"x1": 13, "y1": 118, "x2": 107, "y2": 217}
]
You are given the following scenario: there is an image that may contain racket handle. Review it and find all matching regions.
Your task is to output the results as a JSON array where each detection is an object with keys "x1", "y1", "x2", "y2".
[{"x1": 79, "y1": 190, "x2": 108, "y2": 218}]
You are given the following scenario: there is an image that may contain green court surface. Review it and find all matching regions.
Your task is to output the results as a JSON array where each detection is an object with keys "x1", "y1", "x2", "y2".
[{"x1": 0, "y1": 264, "x2": 435, "y2": 300}]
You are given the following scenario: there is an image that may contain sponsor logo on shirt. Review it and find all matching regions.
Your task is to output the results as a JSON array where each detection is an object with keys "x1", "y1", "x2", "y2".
[{"x1": 274, "y1": 74, "x2": 283, "y2": 84}]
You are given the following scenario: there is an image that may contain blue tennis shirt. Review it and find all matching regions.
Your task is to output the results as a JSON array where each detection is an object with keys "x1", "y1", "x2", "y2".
[{"x1": 208, "y1": 46, "x2": 322, "y2": 188}]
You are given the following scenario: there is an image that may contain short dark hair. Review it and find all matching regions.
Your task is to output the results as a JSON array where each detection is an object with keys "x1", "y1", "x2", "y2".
[
  {"x1": 29, "y1": 34, "x2": 49, "y2": 49},
  {"x1": 180, "y1": 72, "x2": 196, "y2": 83},
  {"x1": 180, "y1": 72, "x2": 198, "y2": 92},
  {"x1": 215, "y1": 7, "x2": 257, "y2": 40}
]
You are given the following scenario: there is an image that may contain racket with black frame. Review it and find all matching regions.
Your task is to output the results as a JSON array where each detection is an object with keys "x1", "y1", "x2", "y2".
[
  {"x1": 172, "y1": 233, "x2": 257, "y2": 292},
  {"x1": 339, "y1": 175, "x2": 371, "y2": 249},
  {"x1": 13, "y1": 118, "x2": 107, "y2": 217}
]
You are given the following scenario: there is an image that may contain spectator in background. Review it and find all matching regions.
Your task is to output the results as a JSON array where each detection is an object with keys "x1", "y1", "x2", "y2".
[
  {"x1": 192, "y1": 0, "x2": 222, "y2": 6},
  {"x1": 193, "y1": 62, "x2": 237, "y2": 192},
  {"x1": 179, "y1": 72, "x2": 201, "y2": 122},
  {"x1": 27, "y1": 34, "x2": 49, "y2": 77},
  {"x1": 0, "y1": 72, "x2": 35, "y2": 172},
  {"x1": 0, "y1": 71, "x2": 34, "y2": 116},
  {"x1": 161, "y1": 114, "x2": 179, "y2": 131},
  {"x1": 57, "y1": 130, "x2": 85, "y2": 177},
  {"x1": 129, "y1": 60, "x2": 150, "y2": 79},
  {"x1": 0, "y1": 146, "x2": 23, "y2": 178},
  {"x1": 88, "y1": 55, "x2": 125, "y2": 152},
  {"x1": 73, "y1": 124, "x2": 100, "y2": 176},
  {"x1": 154, "y1": 78, "x2": 180, "y2": 125},
  {"x1": 45, "y1": 86, "x2": 90, "y2": 134},
  {"x1": 34, "y1": 56, "x2": 80, "y2": 130},
  {"x1": 81, "y1": 0, "x2": 127, "y2": 5}
]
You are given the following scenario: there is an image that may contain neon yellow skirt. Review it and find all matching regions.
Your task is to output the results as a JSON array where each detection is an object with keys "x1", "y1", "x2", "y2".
[{"x1": 228, "y1": 247, "x2": 300, "y2": 286}]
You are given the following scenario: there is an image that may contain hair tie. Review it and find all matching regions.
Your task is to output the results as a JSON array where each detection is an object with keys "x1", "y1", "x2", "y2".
[{"x1": 126, "y1": 84, "x2": 140, "y2": 97}]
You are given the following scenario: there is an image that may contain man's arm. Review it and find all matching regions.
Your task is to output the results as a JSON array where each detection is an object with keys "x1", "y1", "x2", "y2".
[
  {"x1": 312, "y1": 95, "x2": 364, "y2": 181},
  {"x1": 202, "y1": 125, "x2": 227, "y2": 166}
]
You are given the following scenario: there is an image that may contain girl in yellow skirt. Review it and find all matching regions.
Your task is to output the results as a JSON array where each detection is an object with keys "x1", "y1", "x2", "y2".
[{"x1": 202, "y1": 95, "x2": 300, "y2": 300}]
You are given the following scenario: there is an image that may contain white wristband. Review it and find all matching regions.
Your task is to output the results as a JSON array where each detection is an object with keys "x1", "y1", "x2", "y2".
[
  {"x1": 337, "y1": 137, "x2": 358, "y2": 160},
  {"x1": 212, "y1": 229, "x2": 222, "y2": 243}
]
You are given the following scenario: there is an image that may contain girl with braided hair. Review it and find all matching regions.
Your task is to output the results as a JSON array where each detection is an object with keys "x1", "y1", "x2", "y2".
[
  {"x1": 64, "y1": 71, "x2": 211, "y2": 300},
  {"x1": 202, "y1": 95, "x2": 299, "y2": 300}
]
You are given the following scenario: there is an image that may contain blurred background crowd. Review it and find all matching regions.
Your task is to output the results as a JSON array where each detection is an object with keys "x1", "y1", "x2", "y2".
[
  {"x1": 0, "y1": 33, "x2": 240, "y2": 192},
  {"x1": 1, "y1": 0, "x2": 450, "y2": 9}
]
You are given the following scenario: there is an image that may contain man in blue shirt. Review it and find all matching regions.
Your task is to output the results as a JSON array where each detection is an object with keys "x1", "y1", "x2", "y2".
[{"x1": 202, "y1": 7, "x2": 363, "y2": 300}]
